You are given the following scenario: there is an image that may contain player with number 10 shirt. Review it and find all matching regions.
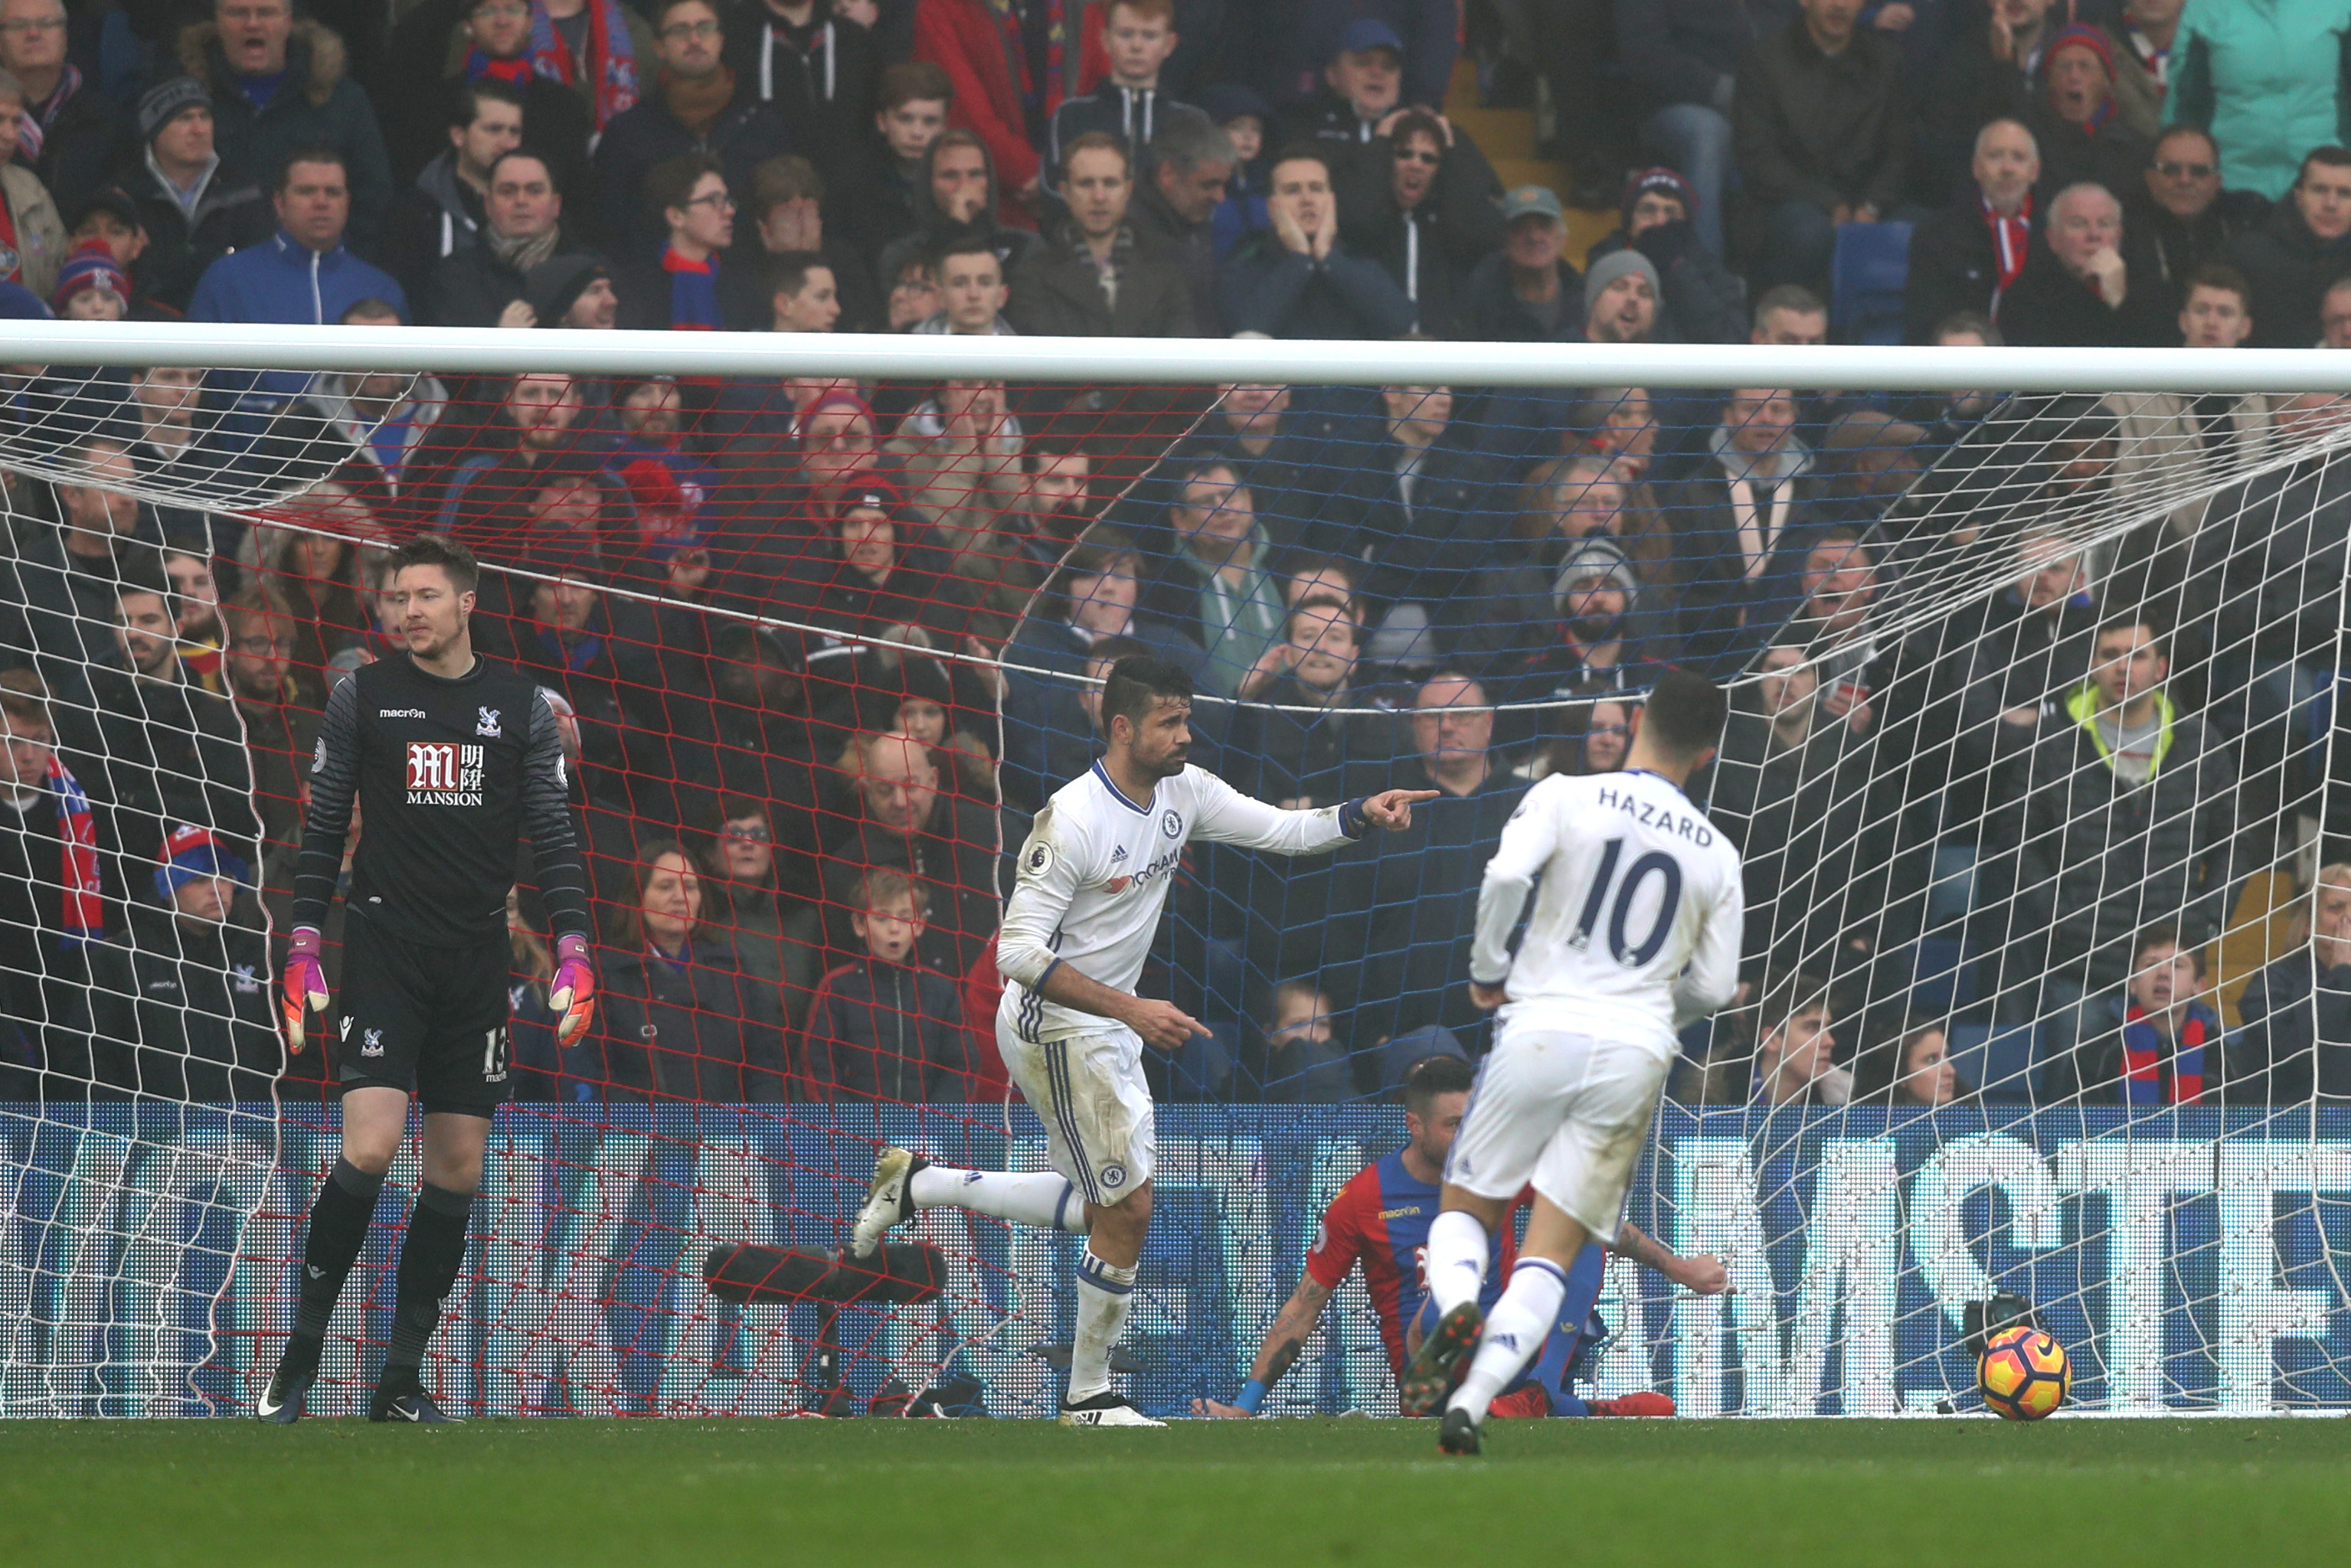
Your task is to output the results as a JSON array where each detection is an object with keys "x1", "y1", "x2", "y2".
[{"x1": 257, "y1": 535, "x2": 597, "y2": 1426}]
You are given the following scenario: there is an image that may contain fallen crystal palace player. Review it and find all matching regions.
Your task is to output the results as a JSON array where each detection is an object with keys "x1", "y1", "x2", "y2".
[
  {"x1": 1404, "y1": 668, "x2": 1742, "y2": 1454},
  {"x1": 852, "y1": 654, "x2": 1438, "y2": 1426},
  {"x1": 1193, "y1": 1053, "x2": 1725, "y2": 1420}
]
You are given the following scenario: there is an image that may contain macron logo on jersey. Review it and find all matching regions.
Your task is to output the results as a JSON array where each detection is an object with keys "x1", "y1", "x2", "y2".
[
  {"x1": 378, "y1": 708, "x2": 426, "y2": 718},
  {"x1": 405, "y1": 742, "x2": 486, "y2": 805}
]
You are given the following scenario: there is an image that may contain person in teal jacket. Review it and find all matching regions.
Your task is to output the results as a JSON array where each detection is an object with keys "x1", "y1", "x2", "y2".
[{"x1": 2163, "y1": 0, "x2": 2351, "y2": 201}]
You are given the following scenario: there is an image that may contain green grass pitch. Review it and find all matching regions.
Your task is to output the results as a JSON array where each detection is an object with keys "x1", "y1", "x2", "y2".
[{"x1": 6, "y1": 1416, "x2": 2346, "y2": 1566}]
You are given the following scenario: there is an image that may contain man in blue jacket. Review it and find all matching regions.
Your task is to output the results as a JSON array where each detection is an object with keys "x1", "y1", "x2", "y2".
[
  {"x1": 1218, "y1": 144, "x2": 1412, "y2": 339},
  {"x1": 188, "y1": 146, "x2": 406, "y2": 446}
]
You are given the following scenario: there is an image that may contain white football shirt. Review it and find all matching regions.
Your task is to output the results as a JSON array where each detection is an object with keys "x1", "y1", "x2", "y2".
[
  {"x1": 999, "y1": 760, "x2": 1360, "y2": 1043},
  {"x1": 1468, "y1": 767, "x2": 1744, "y2": 1054}
]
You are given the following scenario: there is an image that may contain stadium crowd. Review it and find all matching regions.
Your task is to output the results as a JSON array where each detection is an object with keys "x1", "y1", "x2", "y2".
[{"x1": 2, "y1": 0, "x2": 2351, "y2": 1112}]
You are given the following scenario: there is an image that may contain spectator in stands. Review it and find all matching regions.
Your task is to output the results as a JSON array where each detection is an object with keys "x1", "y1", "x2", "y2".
[
  {"x1": 1922, "y1": 0, "x2": 2056, "y2": 201},
  {"x1": 1666, "y1": 388, "x2": 1820, "y2": 669},
  {"x1": 1731, "y1": 0, "x2": 1910, "y2": 295},
  {"x1": 996, "y1": 437, "x2": 1098, "y2": 570},
  {"x1": 615, "y1": 154, "x2": 747, "y2": 331},
  {"x1": 1487, "y1": 537, "x2": 1662, "y2": 753},
  {"x1": 1009, "y1": 132, "x2": 1197, "y2": 336},
  {"x1": 665, "y1": 623, "x2": 825, "y2": 886},
  {"x1": 1751, "y1": 283, "x2": 1828, "y2": 348},
  {"x1": 1227, "y1": 600, "x2": 1396, "y2": 808},
  {"x1": 182, "y1": 0, "x2": 394, "y2": 250},
  {"x1": 1321, "y1": 380, "x2": 1506, "y2": 638},
  {"x1": 2163, "y1": 1, "x2": 2351, "y2": 201},
  {"x1": 1584, "y1": 166, "x2": 1744, "y2": 345},
  {"x1": 1579, "y1": 247, "x2": 1664, "y2": 344},
  {"x1": 756, "y1": 249, "x2": 839, "y2": 332},
  {"x1": 51, "y1": 242, "x2": 130, "y2": 321},
  {"x1": 2012, "y1": 614, "x2": 2239, "y2": 1087},
  {"x1": 1357, "y1": 670, "x2": 1524, "y2": 1045},
  {"x1": 1138, "y1": 452, "x2": 1287, "y2": 699},
  {"x1": 2028, "y1": 24, "x2": 2150, "y2": 199},
  {"x1": 1463, "y1": 185, "x2": 1580, "y2": 342},
  {"x1": 2322, "y1": 281, "x2": 2351, "y2": 348},
  {"x1": 704, "y1": 794, "x2": 822, "y2": 1018},
  {"x1": 90, "y1": 563, "x2": 257, "y2": 865},
  {"x1": 2127, "y1": 125, "x2": 2270, "y2": 313},
  {"x1": 384, "y1": 80, "x2": 522, "y2": 304},
  {"x1": 426, "y1": 149, "x2": 565, "y2": 327},
  {"x1": 1132, "y1": 113, "x2": 1234, "y2": 330},
  {"x1": 911, "y1": 0, "x2": 1041, "y2": 214},
  {"x1": 721, "y1": 0, "x2": 875, "y2": 167},
  {"x1": 591, "y1": 0, "x2": 796, "y2": 253},
  {"x1": 800, "y1": 865, "x2": 970, "y2": 1101},
  {"x1": 0, "y1": 0, "x2": 100, "y2": 203},
  {"x1": 1269, "y1": 4, "x2": 1455, "y2": 122},
  {"x1": 802, "y1": 482, "x2": 974, "y2": 652},
  {"x1": 1905, "y1": 118, "x2": 2039, "y2": 345},
  {"x1": 1815, "y1": 409, "x2": 1927, "y2": 529},
  {"x1": 218, "y1": 583, "x2": 316, "y2": 848},
  {"x1": 1875, "y1": 1024, "x2": 1967, "y2": 1107},
  {"x1": 47, "y1": 436, "x2": 164, "y2": 669},
  {"x1": 2224, "y1": 145, "x2": 2351, "y2": 349},
  {"x1": 878, "y1": 129, "x2": 1044, "y2": 289},
  {"x1": 595, "y1": 838, "x2": 791, "y2": 1101},
  {"x1": 2000, "y1": 181, "x2": 2171, "y2": 347},
  {"x1": 840, "y1": 60, "x2": 950, "y2": 278},
  {"x1": 122, "y1": 78, "x2": 273, "y2": 315},
  {"x1": 303, "y1": 305, "x2": 448, "y2": 511},
  {"x1": 435, "y1": 371, "x2": 590, "y2": 548},
  {"x1": 2235, "y1": 862, "x2": 2351, "y2": 1102},
  {"x1": 911, "y1": 232, "x2": 1016, "y2": 337},
  {"x1": 1287, "y1": 18, "x2": 1406, "y2": 154},
  {"x1": 1001, "y1": 536, "x2": 1201, "y2": 811},
  {"x1": 0, "y1": 668, "x2": 127, "y2": 1099},
  {"x1": 1747, "y1": 972, "x2": 1851, "y2": 1105},
  {"x1": 125, "y1": 822, "x2": 279, "y2": 1099},
  {"x1": 123, "y1": 365, "x2": 224, "y2": 550},
  {"x1": 2099, "y1": 0, "x2": 2182, "y2": 140},
  {"x1": 1219, "y1": 144, "x2": 1414, "y2": 338},
  {"x1": 1256, "y1": 976, "x2": 1349, "y2": 1100},
  {"x1": 1198, "y1": 83, "x2": 1271, "y2": 262},
  {"x1": 1336, "y1": 107, "x2": 1505, "y2": 337},
  {"x1": 1614, "y1": 0, "x2": 1760, "y2": 261},
  {"x1": 0, "y1": 67, "x2": 65, "y2": 299},
  {"x1": 188, "y1": 147, "x2": 406, "y2": 325},
  {"x1": 2105, "y1": 265, "x2": 2275, "y2": 541},
  {"x1": 720, "y1": 155, "x2": 878, "y2": 332},
  {"x1": 2060, "y1": 924, "x2": 2222, "y2": 1103},
  {"x1": 525, "y1": 253, "x2": 617, "y2": 328},
  {"x1": 826, "y1": 730, "x2": 1001, "y2": 974},
  {"x1": 1049, "y1": 0, "x2": 1202, "y2": 175},
  {"x1": 164, "y1": 547, "x2": 224, "y2": 687},
  {"x1": 437, "y1": 0, "x2": 594, "y2": 209}
]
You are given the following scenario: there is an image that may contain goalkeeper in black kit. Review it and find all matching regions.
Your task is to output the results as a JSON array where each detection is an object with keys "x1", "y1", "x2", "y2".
[{"x1": 257, "y1": 535, "x2": 596, "y2": 1425}]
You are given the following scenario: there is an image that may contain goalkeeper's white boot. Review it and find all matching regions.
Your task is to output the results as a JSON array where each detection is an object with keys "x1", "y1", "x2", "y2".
[
  {"x1": 254, "y1": 1341, "x2": 319, "y2": 1425},
  {"x1": 852, "y1": 1147, "x2": 927, "y2": 1258},
  {"x1": 1058, "y1": 1390, "x2": 1165, "y2": 1427}
]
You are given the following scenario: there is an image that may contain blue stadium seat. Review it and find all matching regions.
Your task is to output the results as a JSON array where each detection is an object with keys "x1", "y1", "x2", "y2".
[
  {"x1": 1924, "y1": 843, "x2": 1976, "y2": 929},
  {"x1": 1911, "y1": 936, "x2": 1977, "y2": 1016},
  {"x1": 1947, "y1": 1022, "x2": 2040, "y2": 1101},
  {"x1": 1830, "y1": 221, "x2": 1913, "y2": 346}
]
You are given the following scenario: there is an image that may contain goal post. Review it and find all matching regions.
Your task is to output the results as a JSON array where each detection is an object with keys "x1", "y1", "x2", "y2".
[{"x1": 2, "y1": 329, "x2": 2349, "y2": 1419}]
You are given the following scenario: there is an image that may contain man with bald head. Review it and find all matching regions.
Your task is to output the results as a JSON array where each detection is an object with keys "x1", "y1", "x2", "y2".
[
  {"x1": 1352, "y1": 671, "x2": 1524, "y2": 1047},
  {"x1": 2002, "y1": 181, "x2": 2173, "y2": 345},
  {"x1": 824, "y1": 728, "x2": 1005, "y2": 973},
  {"x1": 1905, "y1": 118, "x2": 2041, "y2": 343}
]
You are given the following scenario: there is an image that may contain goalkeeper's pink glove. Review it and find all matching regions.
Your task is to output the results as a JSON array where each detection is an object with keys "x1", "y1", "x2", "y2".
[
  {"x1": 550, "y1": 934, "x2": 596, "y2": 1047},
  {"x1": 282, "y1": 926, "x2": 328, "y2": 1055}
]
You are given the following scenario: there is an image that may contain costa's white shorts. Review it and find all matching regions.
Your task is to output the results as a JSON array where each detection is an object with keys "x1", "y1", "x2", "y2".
[
  {"x1": 1444, "y1": 1026, "x2": 1669, "y2": 1242},
  {"x1": 997, "y1": 1007, "x2": 1155, "y2": 1207}
]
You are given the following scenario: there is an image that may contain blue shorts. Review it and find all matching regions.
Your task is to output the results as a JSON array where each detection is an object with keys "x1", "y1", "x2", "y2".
[{"x1": 1412, "y1": 1242, "x2": 1610, "y2": 1416}]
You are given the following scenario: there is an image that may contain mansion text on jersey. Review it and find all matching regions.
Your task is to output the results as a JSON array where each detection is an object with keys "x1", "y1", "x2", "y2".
[{"x1": 405, "y1": 742, "x2": 486, "y2": 806}]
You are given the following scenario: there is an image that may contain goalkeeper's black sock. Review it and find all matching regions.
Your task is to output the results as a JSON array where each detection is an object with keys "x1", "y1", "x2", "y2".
[
  {"x1": 292, "y1": 1158, "x2": 387, "y2": 1344},
  {"x1": 384, "y1": 1182, "x2": 474, "y2": 1371}
]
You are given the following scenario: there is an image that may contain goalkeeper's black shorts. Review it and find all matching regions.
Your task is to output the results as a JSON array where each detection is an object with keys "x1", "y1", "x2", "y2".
[{"x1": 333, "y1": 913, "x2": 516, "y2": 1117}]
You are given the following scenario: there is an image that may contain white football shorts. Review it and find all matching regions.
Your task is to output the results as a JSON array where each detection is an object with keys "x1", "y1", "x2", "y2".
[
  {"x1": 1444, "y1": 1024, "x2": 1669, "y2": 1242},
  {"x1": 996, "y1": 1006, "x2": 1155, "y2": 1207}
]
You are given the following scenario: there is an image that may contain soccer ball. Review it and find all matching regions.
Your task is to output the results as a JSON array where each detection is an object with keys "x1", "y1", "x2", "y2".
[{"x1": 1977, "y1": 1325, "x2": 2069, "y2": 1420}]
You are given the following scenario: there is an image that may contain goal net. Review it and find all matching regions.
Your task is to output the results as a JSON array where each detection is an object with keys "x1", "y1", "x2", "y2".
[{"x1": 3, "y1": 329, "x2": 2349, "y2": 1419}]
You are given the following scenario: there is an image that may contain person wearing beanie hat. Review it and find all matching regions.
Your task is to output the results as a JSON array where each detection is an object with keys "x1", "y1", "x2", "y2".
[
  {"x1": 118, "y1": 77, "x2": 273, "y2": 315},
  {"x1": 1581, "y1": 165, "x2": 1746, "y2": 344},
  {"x1": 126, "y1": 821, "x2": 280, "y2": 1100},
  {"x1": 51, "y1": 240, "x2": 129, "y2": 320},
  {"x1": 1581, "y1": 247, "x2": 1664, "y2": 343},
  {"x1": 2030, "y1": 21, "x2": 2150, "y2": 199},
  {"x1": 522, "y1": 253, "x2": 616, "y2": 329}
]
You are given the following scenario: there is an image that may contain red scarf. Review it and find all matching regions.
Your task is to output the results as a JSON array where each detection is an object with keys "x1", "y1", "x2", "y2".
[
  {"x1": 2122, "y1": 1003, "x2": 2205, "y2": 1105},
  {"x1": 45, "y1": 753, "x2": 102, "y2": 949},
  {"x1": 1983, "y1": 190, "x2": 2032, "y2": 304},
  {"x1": 467, "y1": 51, "x2": 536, "y2": 85},
  {"x1": 530, "y1": 0, "x2": 639, "y2": 130}
]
